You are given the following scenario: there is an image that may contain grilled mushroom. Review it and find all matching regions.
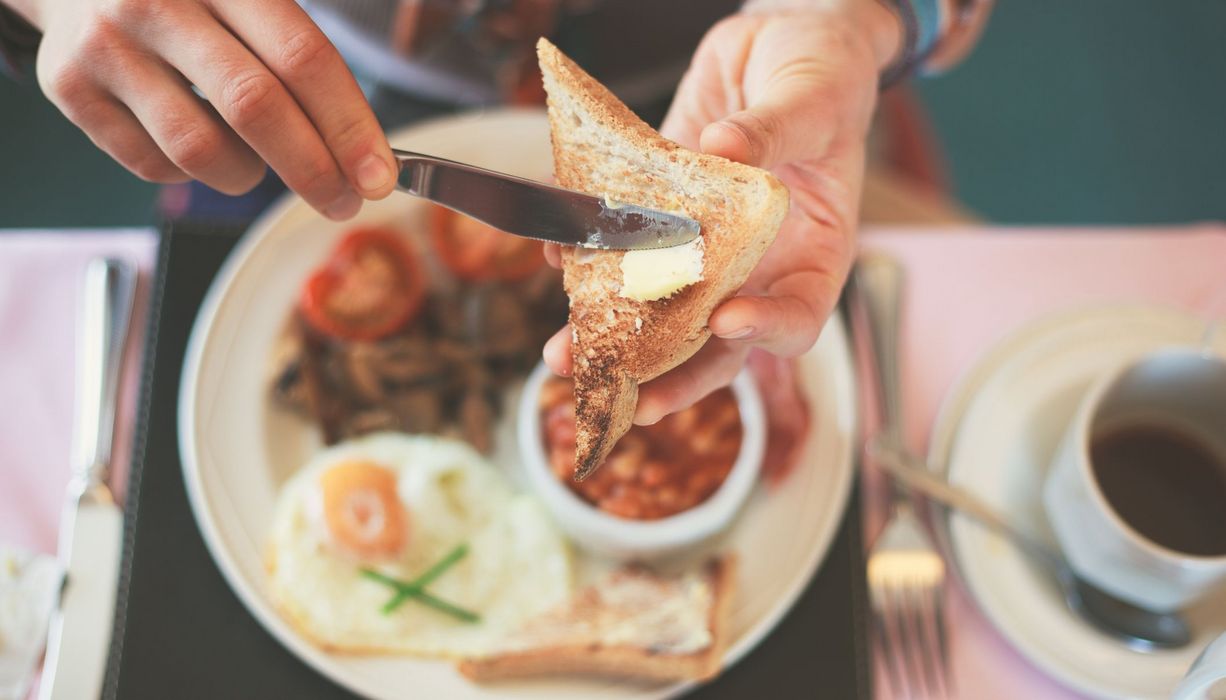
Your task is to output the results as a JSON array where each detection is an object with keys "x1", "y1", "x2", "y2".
[{"x1": 459, "y1": 388, "x2": 494, "y2": 454}]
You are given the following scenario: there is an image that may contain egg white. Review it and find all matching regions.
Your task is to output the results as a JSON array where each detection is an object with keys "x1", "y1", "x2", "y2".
[{"x1": 266, "y1": 433, "x2": 573, "y2": 657}]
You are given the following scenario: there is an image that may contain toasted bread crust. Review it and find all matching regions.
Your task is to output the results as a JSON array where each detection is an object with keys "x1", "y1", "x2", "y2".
[
  {"x1": 457, "y1": 556, "x2": 737, "y2": 683},
  {"x1": 537, "y1": 39, "x2": 789, "y2": 479}
]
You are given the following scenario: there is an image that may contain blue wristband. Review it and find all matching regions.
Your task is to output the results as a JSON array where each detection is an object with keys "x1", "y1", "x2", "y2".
[{"x1": 879, "y1": 0, "x2": 944, "y2": 87}]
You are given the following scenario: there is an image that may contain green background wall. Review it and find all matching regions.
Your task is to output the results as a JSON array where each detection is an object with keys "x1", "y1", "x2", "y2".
[{"x1": 2, "y1": 0, "x2": 1223, "y2": 228}]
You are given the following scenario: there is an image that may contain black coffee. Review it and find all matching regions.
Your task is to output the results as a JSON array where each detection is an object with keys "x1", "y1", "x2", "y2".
[{"x1": 1091, "y1": 424, "x2": 1226, "y2": 557}]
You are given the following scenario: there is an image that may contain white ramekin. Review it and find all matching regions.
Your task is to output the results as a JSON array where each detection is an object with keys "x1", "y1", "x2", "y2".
[{"x1": 517, "y1": 361, "x2": 766, "y2": 561}]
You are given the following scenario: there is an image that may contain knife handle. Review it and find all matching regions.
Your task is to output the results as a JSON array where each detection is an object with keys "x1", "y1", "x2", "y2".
[
  {"x1": 71, "y1": 258, "x2": 137, "y2": 500},
  {"x1": 851, "y1": 253, "x2": 912, "y2": 508},
  {"x1": 853, "y1": 253, "x2": 905, "y2": 445}
]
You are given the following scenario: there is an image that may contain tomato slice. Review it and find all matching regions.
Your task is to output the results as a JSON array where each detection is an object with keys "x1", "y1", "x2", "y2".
[
  {"x1": 299, "y1": 227, "x2": 425, "y2": 341},
  {"x1": 430, "y1": 206, "x2": 546, "y2": 282}
]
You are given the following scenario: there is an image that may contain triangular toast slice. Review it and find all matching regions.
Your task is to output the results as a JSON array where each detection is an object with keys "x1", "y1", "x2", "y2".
[
  {"x1": 537, "y1": 39, "x2": 789, "y2": 480},
  {"x1": 457, "y1": 557, "x2": 736, "y2": 682}
]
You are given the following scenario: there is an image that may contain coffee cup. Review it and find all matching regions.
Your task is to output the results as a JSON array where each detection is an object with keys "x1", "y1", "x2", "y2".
[{"x1": 1043, "y1": 347, "x2": 1226, "y2": 612}]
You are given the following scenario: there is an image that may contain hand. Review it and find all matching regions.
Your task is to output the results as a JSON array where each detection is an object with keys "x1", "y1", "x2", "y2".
[
  {"x1": 12, "y1": 0, "x2": 396, "y2": 220},
  {"x1": 544, "y1": 1, "x2": 900, "y2": 423}
]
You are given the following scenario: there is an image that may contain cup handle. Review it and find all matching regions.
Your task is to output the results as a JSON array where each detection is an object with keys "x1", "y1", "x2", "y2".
[{"x1": 1172, "y1": 633, "x2": 1226, "y2": 699}]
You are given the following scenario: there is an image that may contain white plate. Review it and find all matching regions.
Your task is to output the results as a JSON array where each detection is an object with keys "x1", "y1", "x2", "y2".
[
  {"x1": 178, "y1": 109, "x2": 859, "y2": 700},
  {"x1": 928, "y1": 306, "x2": 1226, "y2": 700}
]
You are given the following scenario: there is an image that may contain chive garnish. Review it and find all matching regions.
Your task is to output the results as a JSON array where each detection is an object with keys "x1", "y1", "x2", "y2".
[{"x1": 359, "y1": 543, "x2": 480, "y2": 623}]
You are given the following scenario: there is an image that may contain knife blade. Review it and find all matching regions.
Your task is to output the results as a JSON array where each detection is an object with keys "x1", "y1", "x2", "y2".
[
  {"x1": 393, "y1": 149, "x2": 700, "y2": 250},
  {"x1": 39, "y1": 258, "x2": 136, "y2": 700}
]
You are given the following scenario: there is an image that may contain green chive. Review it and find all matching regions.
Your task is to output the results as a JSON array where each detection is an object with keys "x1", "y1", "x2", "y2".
[
  {"x1": 359, "y1": 543, "x2": 480, "y2": 622},
  {"x1": 408, "y1": 544, "x2": 469, "y2": 589},
  {"x1": 409, "y1": 590, "x2": 481, "y2": 623}
]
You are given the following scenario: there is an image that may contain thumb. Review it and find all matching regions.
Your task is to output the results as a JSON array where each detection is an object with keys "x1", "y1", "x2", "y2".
[{"x1": 698, "y1": 70, "x2": 838, "y2": 170}]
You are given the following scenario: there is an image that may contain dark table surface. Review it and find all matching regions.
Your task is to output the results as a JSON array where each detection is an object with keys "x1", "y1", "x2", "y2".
[{"x1": 103, "y1": 220, "x2": 871, "y2": 699}]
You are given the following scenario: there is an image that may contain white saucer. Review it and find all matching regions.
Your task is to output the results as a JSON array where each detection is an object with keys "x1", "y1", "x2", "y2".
[{"x1": 927, "y1": 306, "x2": 1226, "y2": 700}]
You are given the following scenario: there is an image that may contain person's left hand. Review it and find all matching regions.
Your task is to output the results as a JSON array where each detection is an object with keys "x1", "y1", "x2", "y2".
[{"x1": 543, "y1": 2, "x2": 900, "y2": 424}]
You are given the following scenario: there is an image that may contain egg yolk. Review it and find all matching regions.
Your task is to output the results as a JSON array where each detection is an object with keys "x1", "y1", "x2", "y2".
[{"x1": 319, "y1": 461, "x2": 408, "y2": 560}]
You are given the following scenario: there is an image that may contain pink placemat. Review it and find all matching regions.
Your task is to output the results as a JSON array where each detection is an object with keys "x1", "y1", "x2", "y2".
[
  {"x1": 0, "y1": 229, "x2": 158, "y2": 556},
  {"x1": 859, "y1": 224, "x2": 1226, "y2": 699}
]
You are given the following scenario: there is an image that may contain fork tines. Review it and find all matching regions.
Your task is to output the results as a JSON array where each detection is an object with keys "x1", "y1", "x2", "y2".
[{"x1": 869, "y1": 516, "x2": 952, "y2": 699}]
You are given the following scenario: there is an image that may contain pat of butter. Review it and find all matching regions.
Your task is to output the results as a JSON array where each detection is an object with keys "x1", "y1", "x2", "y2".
[
  {"x1": 602, "y1": 195, "x2": 627, "y2": 210},
  {"x1": 618, "y1": 236, "x2": 704, "y2": 302}
]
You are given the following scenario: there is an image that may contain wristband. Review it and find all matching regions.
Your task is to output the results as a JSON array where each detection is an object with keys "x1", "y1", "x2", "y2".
[{"x1": 877, "y1": 0, "x2": 943, "y2": 87}]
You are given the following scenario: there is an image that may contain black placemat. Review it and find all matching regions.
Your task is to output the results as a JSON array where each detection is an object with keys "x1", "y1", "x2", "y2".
[{"x1": 103, "y1": 220, "x2": 871, "y2": 699}]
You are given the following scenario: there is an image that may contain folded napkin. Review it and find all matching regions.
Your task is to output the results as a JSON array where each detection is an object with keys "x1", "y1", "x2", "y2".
[
  {"x1": 0, "y1": 229, "x2": 155, "y2": 556},
  {"x1": 0, "y1": 228, "x2": 156, "y2": 700}
]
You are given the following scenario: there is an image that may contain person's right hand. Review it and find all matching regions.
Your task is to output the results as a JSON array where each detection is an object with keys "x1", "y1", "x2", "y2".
[{"x1": 13, "y1": 0, "x2": 396, "y2": 220}]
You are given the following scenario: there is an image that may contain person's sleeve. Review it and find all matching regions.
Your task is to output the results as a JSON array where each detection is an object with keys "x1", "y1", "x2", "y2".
[{"x1": 0, "y1": 5, "x2": 41, "y2": 78}]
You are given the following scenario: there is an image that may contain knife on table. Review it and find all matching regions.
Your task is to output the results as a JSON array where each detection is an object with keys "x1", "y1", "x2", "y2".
[
  {"x1": 392, "y1": 149, "x2": 701, "y2": 250},
  {"x1": 40, "y1": 258, "x2": 137, "y2": 700}
]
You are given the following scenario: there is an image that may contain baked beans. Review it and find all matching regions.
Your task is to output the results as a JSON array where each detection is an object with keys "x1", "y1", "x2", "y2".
[{"x1": 539, "y1": 376, "x2": 743, "y2": 520}]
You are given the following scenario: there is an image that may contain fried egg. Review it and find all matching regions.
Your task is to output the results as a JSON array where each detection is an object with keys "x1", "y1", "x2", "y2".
[{"x1": 266, "y1": 433, "x2": 573, "y2": 657}]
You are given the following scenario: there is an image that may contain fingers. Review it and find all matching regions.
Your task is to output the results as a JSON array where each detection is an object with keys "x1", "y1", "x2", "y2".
[
  {"x1": 658, "y1": 16, "x2": 756, "y2": 149},
  {"x1": 542, "y1": 325, "x2": 573, "y2": 376},
  {"x1": 543, "y1": 243, "x2": 562, "y2": 269},
  {"x1": 208, "y1": 0, "x2": 396, "y2": 200},
  {"x1": 635, "y1": 340, "x2": 749, "y2": 426},
  {"x1": 658, "y1": 68, "x2": 712, "y2": 150},
  {"x1": 689, "y1": 15, "x2": 878, "y2": 170},
  {"x1": 37, "y1": 21, "x2": 192, "y2": 185},
  {"x1": 698, "y1": 80, "x2": 835, "y2": 170},
  {"x1": 102, "y1": 55, "x2": 267, "y2": 195},
  {"x1": 145, "y1": 10, "x2": 360, "y2": 220},
  {"x1": 545, "y1": 287, "x2": 825, "y2": 426},
  {"x1": 36, "y1": 0, "x2": 390, "y2": 218},
  {"x1": 544, "y1": 325, "x2": 752, "y2": 426},
  {"x1": 709, "y1": 268, "x2": 838, "y2": 357},
  {"x1": 47, "y1": 87, "x2": 188, "y2": 184},
  {"x1": 708, "y1": 295, "x2": 820, "y2": 357}
]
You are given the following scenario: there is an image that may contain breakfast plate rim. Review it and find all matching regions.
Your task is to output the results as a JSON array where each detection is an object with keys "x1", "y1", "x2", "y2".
[{"x1": 177, "y1": 108, "x2": 859, "y2": 699}]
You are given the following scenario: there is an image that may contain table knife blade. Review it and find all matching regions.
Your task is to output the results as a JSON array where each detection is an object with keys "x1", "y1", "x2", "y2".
[{"x1": 393, "y1": 149, "x2": 700, "y2": 250}]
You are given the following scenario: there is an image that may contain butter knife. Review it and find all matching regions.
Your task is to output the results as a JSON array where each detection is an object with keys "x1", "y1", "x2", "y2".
[
  {"x1": 393, "y1": 149, "x2": 700, "y2": 250},
  {"x1": 40, "y1": 258, "x2": 136, "y2": 700}
]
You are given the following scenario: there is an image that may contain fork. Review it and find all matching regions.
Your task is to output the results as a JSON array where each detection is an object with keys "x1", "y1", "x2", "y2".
[{"x1": 853, "y1": 253, "x2": 951, "y2": 699}]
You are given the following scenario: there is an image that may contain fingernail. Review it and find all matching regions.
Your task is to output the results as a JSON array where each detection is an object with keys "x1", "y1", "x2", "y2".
[
  {"x1": 324, "y1": 191, "x2": 362, "y2": 221},
  {"x1": 717, "y1": 326, "x2": 756, "y2": 340},
  {"x1": 355, "y1": 154, "x2": 391, "y2": 193}
]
